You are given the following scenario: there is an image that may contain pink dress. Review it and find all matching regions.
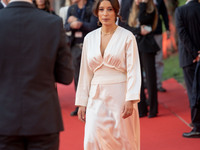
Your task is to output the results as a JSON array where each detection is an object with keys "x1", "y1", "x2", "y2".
[{"x1": 75, "y1": 26, "x2": 141, "y2": 150}]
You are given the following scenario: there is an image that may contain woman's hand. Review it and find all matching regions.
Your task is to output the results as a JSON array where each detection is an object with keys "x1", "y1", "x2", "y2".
[
  {"x1": 70, "y1": 21, "x2": 83, "y2": 29},
  {"x1": 78, "y1": 106, "x2": 86, "y2": 122},
  {"x1": 141, "y1": 25, "x2": 151, "y2": 35},
  {"x1": 67, "y1": 16, "x2": 78, "y2": 23},
  {"x1": 193, "y1": 51, "x2": 200, "y2": 63},
  {"x1": 122, "y1": 101, "x2": 134, "y2": 119}
]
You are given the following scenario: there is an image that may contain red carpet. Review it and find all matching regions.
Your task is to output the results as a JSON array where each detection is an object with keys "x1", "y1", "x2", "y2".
[{"x1": 58, "y1": 78, "x2": 200, "y2": 150}]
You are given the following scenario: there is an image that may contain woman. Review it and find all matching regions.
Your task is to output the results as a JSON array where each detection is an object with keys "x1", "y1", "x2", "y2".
[
  {"x1": 59, "y1": 0, "x2": 79, "y2": 25},
  {"x1": 33, "y1": 0, "x2": 55, "y2": 14},
  {"x1": 75, "y1": 0, "x2": 141, "y2": 149},
  {"x1": 128, "y1": 0, "x2": 159, "y2": 118}
]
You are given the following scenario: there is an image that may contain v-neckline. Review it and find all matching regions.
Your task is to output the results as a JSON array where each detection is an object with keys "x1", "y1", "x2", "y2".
[{"x1": 99, "y1": 26, "x2": 118, "y2": 59}]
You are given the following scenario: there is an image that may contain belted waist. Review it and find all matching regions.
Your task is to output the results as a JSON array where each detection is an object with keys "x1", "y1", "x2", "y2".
[{"x1": 91, "y1": 65, "x2": 127, "y2": 85}]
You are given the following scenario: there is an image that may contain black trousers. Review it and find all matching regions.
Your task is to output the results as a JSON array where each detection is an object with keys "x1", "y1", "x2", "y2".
[
  {"x1": 191, "y1": 61, "x2": 200, "y2": 131},
  {"x1": 182, "y1": 63, "x2": 197, "y2": 122},
  {"x1": 192, "y1": 107, "x2": 200, "y2": 132},
  {"x1": 0, "y1": 133, "x2": 59, "y2": 150},
  {"x1": 71, "y1": 45, "x2": 82, "y2": 91},
  {"x1": 138, "y1": 52, "x2": 158, "y2": 116},
  {"x1": 183, "y1": 63, "x2": 196, "y2": 108}
]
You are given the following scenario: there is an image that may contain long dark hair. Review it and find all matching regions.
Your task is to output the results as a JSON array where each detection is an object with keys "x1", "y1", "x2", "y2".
[
  {"x1": 32, "y1": 0, "x2": 51, "y2": 13},
  {"x1": 92, "y1": 0, "x2": 121, "y2": 22}
]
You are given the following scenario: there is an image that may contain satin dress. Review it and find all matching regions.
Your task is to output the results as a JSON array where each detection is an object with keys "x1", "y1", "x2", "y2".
[{"x1": 75, "y1": 26, "x2": 141, "y2": 150}]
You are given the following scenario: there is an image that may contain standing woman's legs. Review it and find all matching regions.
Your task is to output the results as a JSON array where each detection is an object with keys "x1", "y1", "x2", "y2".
[
  {"x1": 140, "y1": 52, "x2": 158, "y2": 117},
  {"x1": 138, "y1": 52, "x2": 148, "y2": 117}
]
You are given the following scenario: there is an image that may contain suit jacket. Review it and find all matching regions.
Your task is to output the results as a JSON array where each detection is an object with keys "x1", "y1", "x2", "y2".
[
  {"x1": 0, "y1": 2, "x2": 74, "y2": 135},
  {"x1": 153, "y1": 0, "x2": 169, "y2": 34},
  {"x1": 175, "y1": 0, "x2": 200, "y2": 68},
  {"x1": 0, "y1": 2, "x2": 4, "y2": 9}
]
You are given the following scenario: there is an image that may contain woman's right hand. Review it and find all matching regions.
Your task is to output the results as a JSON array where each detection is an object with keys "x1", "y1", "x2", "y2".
[
  {"x1": 141, "y1": 25, "x2": 151, "y2": 35},
  {"x1": 78, "y1": 106, "x2": 86, "y2": 122},
  {"x1": 68, "y1": 16, "x2": 78, "y2": 23}
]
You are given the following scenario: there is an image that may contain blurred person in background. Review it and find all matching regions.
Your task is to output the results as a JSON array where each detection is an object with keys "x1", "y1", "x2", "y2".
[
  {"x1": 175, "y1": 0, "x2": 200, "y2": 138},
  {"x1": 64, "y1": 0, "x2": 97, "y2": 116},
  {"x1": 121, "y1": 0, "x2": 159, "y2": 118},
  {"x1": 33, "y1": 0, "x2": 56, "y2": 14},
  {"x1": 59, "y1": 0, "x2": 79, "y2": 25},
  {"x1": 153, "y1": 0, "x2": 170, "y2": 92}
]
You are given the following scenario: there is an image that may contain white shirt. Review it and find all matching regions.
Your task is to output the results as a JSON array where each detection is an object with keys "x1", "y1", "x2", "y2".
[
  {"x1": 186, "y1": 0, "x2": 193, "y2": 4},
  {"x1": 1, "y1": 1, "x2": 7, "y2": 7}
]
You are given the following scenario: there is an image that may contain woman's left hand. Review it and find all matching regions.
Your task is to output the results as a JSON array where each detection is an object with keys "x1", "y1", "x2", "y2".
[
  {"x1": 122, "y1": 101, "x2": 134, "y2": 119},
  {"x1": 78, "y1": 106, "x2": 86, "y2": 122}
]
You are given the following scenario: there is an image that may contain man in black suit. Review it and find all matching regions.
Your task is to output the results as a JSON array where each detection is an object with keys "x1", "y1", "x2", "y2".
[
  {"x1": 175, "y1": 0, "x2": 200, "y2": 138},
  {"x1": 0, "y1": 0, "x2": 74, "y2": 149}
]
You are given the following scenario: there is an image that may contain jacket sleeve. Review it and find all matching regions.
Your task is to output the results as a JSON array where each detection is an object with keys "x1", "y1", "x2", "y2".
[
  {"x1": 75, "y1": 37, "x2": 94, "y2": 106},
  {"x1": 54, "y1": 19, "x2": 74, "y2": 85},
  {"x1": 64, "y1": 6, "x2": 72, "y2": 32},
  {"x1": 125, "y1": 34, "x2": 141, "y2": 102},
  {"x1": 80, "y1": 14, "x2": 98, "y2": 32},
  {"x1": 160, "y1": 0, "x2": 169, "y2": 31},
  {"x1": 175, "y1": 8, "x2": 198, "y2": 58}
]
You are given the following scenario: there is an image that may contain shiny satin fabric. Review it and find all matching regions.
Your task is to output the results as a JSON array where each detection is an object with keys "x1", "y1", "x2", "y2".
[
  {"x1": 85, "y1": 82, "x2": 140, "y2": 150},
  {"x1": 76, "y1": 26, "x2": 141, "y2": 106},
  {"x1": 75, "y1": 26, "x2": 141, "y2": 149}
]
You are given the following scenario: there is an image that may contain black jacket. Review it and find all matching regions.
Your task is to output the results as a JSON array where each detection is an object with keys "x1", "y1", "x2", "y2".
[
  {"x1": 120, "y1": 1, "x2": 159, "y2": 53},
  {"x1": 0, "y1": 2, "x2": 4, "y2": 9},
  {"x1": 119, "y1": 0, "x2": 141, "y2": 35},
  {"x1": 154, "y1": 0, "x2": 169, "y2": 34},
  {"x1": 0, "y1": 2, "x2": 73, "y2": 135},
  {"x1": 136, "y1": 3, "x2": 160, "y2": 53},
  {"x1": 175, "y1": 0, "x2": 200, "y2": 67},
  {"x1": 64, "y1": 1, "x2": 97, "y2": 46}
]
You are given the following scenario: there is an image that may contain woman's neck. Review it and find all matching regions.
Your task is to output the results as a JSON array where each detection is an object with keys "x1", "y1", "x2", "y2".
[{"x1": 101, "y1": 24, "x2": 118, "y2": 35}]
